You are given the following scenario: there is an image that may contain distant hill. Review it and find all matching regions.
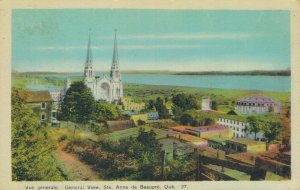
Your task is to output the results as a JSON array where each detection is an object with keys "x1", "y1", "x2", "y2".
[{"x1": 174, "y1": 70, "x2": 291, "y2": 76}]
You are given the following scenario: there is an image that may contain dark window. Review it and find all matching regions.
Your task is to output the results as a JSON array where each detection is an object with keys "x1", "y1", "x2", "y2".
[
  {"x1": 52, "y1": 111, "x2": 56, "y2": 118},
  {"x1": 41, "y1": 102, "x2": 46, "y2": 109},
  {"x1": 41, "y1": 113, "x2": 46, "y2": 120}
]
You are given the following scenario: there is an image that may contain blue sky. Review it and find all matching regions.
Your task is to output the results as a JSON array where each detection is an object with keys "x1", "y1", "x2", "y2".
[{"x1": 12, "y1": 9, "x2": 290, "y2": 72}]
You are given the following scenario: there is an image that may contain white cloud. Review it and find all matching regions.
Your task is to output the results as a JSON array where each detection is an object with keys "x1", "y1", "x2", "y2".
[
  {"x1": 33, "y1": 32, "x2": 262, "y2": 52},
  {"x1": 98, "y1": 32, "x2": 263, "y2": 41},
  {"x1": 34, "y1": 44, "x2": 221, "y2": 51}
]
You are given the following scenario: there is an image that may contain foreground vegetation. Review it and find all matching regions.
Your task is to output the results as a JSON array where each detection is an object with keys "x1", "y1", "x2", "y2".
[
  {"x1": 58, "y1": 127, "x2": 195, "y2": 180},
  {"x1": 11, "y1": 89, "x2": 65, "y2": 181}
]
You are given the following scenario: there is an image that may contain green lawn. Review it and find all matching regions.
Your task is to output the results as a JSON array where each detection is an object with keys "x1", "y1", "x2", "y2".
[
  {"x1": 124, "y1": 83, "x2": 290, "y2": 103},
  {"x1": 103, "y1": 125, "x2": 171, "y2": 142}
]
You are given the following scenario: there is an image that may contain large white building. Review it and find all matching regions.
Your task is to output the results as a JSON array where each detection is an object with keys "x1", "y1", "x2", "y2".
[
  {"x1": 235, "y1": 95, "x2": 281, "y2": 114},
  {"x1": 83, "y1": 30, "x2": 123, "y2": 102},
  {"x1": 217, "y1": 117, "x2": 264, "y2": 141},
  {"x1": 217, "y1": 118, "x2": 247, "y2": 138}
]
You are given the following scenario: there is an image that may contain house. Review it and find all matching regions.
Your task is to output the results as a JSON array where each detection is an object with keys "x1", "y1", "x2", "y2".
[
  {"x1": 122, "y1": 97, "x2": 145, "y2": 112},
  {"x1": 147, "y1": 112, "x2": 159, "y2": 120},
  {"x1": 185, "y1": 125, "x2": 233, "y2": 139},
  {"x1": 225, "y1": 138, "x2": 266, "y2": 154},
  {"x1": 235, "y1": 95, "x2": 281, "y2": 114},
  {"x1": 19, "y1": 91, "x2": 55, "y2": 125}
]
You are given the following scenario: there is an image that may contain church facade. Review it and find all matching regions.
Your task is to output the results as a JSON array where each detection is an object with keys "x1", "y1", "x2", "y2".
[{"x1": 83, "y1": 30, "x2": 123, "y2": 102}]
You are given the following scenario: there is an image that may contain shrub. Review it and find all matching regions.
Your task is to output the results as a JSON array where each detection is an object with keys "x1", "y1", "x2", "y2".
[{"x1": 58, "y1": 134, "x2": 67, "y2": 142}]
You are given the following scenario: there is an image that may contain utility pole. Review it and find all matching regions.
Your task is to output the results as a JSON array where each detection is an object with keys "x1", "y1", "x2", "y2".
[
  {"x1": 161, "y1": 150, "x2": 166, "y2": 180},
  {"x1": 173, "y1": 142, "x2": 178, "y2": 160},
  {"x1": 196, "y1": 157, "x2": 199, "y2": 180},
  {"x1": 194, "y1": 148, "x2": 200, "y2": 181},
  {"x1": 71, "y1": 124, "x2": 80, "y2": 150}
]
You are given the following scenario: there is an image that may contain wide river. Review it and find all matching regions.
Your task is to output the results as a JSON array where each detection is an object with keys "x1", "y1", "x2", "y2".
[
  {"x1": 47, "y1": 74, "x2": 290, "y2": 92},
  {"x1": 122, "y1": 74, "x2": 290, "y2": 92}
]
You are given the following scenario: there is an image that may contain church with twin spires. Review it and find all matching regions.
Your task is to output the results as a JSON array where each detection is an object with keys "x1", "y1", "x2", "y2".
[{"x1": 83, "y1": 29, "x2": 123, "y2": 102}]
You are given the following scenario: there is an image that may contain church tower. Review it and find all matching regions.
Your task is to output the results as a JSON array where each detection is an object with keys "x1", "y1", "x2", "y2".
[
  {"x1": 110, "y1": 29, "x2": 123, "y2": 101},
  {"x1": 84, "y1": 33, "x2": 95, "y2": 95}
]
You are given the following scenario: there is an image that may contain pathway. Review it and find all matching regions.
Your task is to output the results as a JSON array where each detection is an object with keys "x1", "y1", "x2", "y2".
[{"x1": 55, "y1": 143, "x2": 102, "y2": 181}]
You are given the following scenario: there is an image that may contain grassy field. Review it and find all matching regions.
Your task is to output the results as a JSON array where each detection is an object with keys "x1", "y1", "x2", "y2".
[
  {"x1": 102, "y1": 125, "x2": 172, "y2": 142},
  {"x1": 124, "y1": 84, "x2": 289, "y2": 103}
]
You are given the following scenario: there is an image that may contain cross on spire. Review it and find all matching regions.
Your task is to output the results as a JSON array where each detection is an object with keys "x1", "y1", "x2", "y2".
[{"x1": 85, "y1": 29, "x2": 93, "y2": 67}]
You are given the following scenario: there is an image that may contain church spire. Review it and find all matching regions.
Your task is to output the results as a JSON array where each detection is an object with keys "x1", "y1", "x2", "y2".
[
  {"x1": 85, "y1": 30, "x2": 93, "y2": 67},
  {"x1": 84, "y1": 29, "x2": 95, "y2": 80},
  {"x1": 110, "y1": 29, "x2": 121, "y2": 81},
  {"x1": 111, "y1": 29, "x2": 119, "y2": 68}
]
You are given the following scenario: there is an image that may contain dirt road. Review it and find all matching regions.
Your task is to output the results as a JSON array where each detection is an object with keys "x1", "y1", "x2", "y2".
[{"x1": 55, "y1": 144, "x2": 102, "y2": 181}]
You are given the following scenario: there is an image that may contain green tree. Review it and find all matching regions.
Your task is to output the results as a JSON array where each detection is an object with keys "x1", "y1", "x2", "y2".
[
  {"x1": 260, "y1": 121, "x2": 282, "y2": 143},
  {"x1": 152, "y1": 97, "x2": 170, "y2": 119},
  {"x1": 172, "y1": 93, "x2": 198, "y2": 111},
  {"x1": 100, "y1": 129, "x2": 163, "y2": 180},
  {"x1": 147, "y1": 99, "x2": 155, "y2": 110},
  {"x1": 172, "y1": 105, "x2": 183, "y2": 116},
  {"x1": 211, "y1": 100, "x2": 218, "y2": 110},
  {"x1": 135, "y1": 129, "x2": 162, "y2": 180},
  {"x1": 166, "y1": 157, "x2": 195, "y2": 180},
  {"x1": 93, "y1": 101, "x2": 121, "y2": 121},
  {"x1": 61, "y1": 81, "x2": 95, "y2": 124},
  {"x1": 246, "y1": 116, "x2": 260, "y2": 140},
  {"x1": 11, "y1": 89, "x2": 63, "y2": 181},
  {"x1": 180, "y1": 113, "x2": 193, "y2": 125}
]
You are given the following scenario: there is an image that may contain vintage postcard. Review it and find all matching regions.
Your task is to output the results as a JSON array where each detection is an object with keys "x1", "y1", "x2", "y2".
[{"x1": 1, "y1": 0, "x2": 300, "y2": 190}]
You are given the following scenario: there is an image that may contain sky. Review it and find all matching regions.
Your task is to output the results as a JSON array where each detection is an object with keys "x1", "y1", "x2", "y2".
[{"x1": 12, "y1": 9, "x2": 290, "y2": 72}]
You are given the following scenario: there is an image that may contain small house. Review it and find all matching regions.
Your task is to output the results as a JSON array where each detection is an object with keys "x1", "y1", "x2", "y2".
[
  {"x1": 19, "y1": 90, "x2": 54, "y2": 125},
  {"x1": 147, "y1": 112, "x2": 159, "y2": 120},
  {"x1": 225, "y1": 138, "x2": 266, "y2": 154}
]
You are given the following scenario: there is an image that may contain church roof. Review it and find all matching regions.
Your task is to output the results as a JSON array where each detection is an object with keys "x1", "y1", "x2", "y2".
[{"x1": 237, "y1": 95, "x2": 279, "y2": 104}]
